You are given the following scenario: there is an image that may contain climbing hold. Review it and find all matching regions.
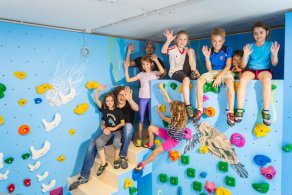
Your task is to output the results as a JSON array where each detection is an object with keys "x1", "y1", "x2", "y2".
[
  {"x1": 204, "y1": 181, "x2": 216, "y2": 193},
  {"x1": 193, "y1": 181, "x2": 202, "y2": 192},
  {"x1": 159, "y1": 104, "x2": 166, "y2": 113},
  {"x1": 218, "y1": 161, "x2": 228, "y2": 172},
  {"x1": 154, "y1": 139, "x2": 161, "y2": 147},
  {"x1": 252, "y1": 183, "x2": 269, "y2": 193},
  {"x1": 170, "y1": 82, "x2": 177, "y2": 90},
  {"x1": 199, "y1": 172, "x2": 207, "y2": 178},
  {"x1": 271, "y1": 84, "x2": 277, "y2": 90},
  {"x1": 225, "y1": 176, "x2": 235, "y2": 187},
  {"x1": 4, "y1": 157, "x2": 14, "y2": 164},
  {"x1": 41, "y1": 179, "x2": 56, "y2": 193},
  {"x1": 260, "y1": 166, "x2": 276, "y2": 180},
  {"x1": 177, "y1": 186, "x2": 182, "y2": 195},
  {"x1": 34, "y1": 98, "x2": 42, "y2": 104},
  {"x1": 24, "y1": 178, "x2": 31, "y2": 186},
  {"x1": 205, "y1": 107, "x2": 216, "y2": 117},
  {"x1": 0, "y1": 153, "x2": 3, "y2": 169},
  {"x1": 253, "y1": 123, "x2": 271, "y2": 138},
  {"x1": 181, "y1": 155, "x2": 190, "y2": 165},
  {"x1": 28, "y1": 161, "x2": 41, "y2": 171},
  {"x1": 199, "y1": 146, "x2": 208, "y2": 154},
  {"x1": 254, "y1": 155, "x2": 271, "y2": 166},
  {"x1": 18, "y1": 124, "x2": 30, "y2": 135},
  {"x1": 170, "y1": 176, "x2": 178, "y2": 185},
  {"x1": 203, "y1": 81, "x2": 220, "y2": 94},
  {"x1": 0, "y1": 83, "x2": 7, "y2": 98},
  {"x1": 21, "y1": 153, "x2": 30, "y2": 160},
  {"x1": 30, "y1": 140, "x2": 51, "y2": 160},
  {"x1": 169, "y1": 150, "x2": 180, "y2": 161},
  {"x1": 18, "y1": 98, "x2": 27, "y2": 106},
  {"x1": 203, "y1": 95, "x2": 209, "y2": 102},
  {"x1": 187, "y1": 168, "x2": 195, "y2": 178},
  {"x1": 282, "y1": 144, "x2": 292, "y2": 152},
  {"x1": 8, "y1": 184, "x2": 15, "y2": 193},
  {"x1": 230, "y1": 133, "x2": 246, "y2": 147},
  {"x1": 57, "y1": 155, "x2": 65, "y2": 162},
  {"x1": 59, "y1": 87, "x2": 77, "y2": 105},
  {"x1": 179, "y1": 83, "x2": 192, "y2": 93},
  {"x1": 0, "y1": 170, "x2": 9, "y2": 180},
  {"x1": 129, "y1": 187, "x2": 138, "y2": 195},
  {"x1": 37, "y1": 171, "x2": 49, "y2": 182},
  {"x1": 132, "y1": 169, "x2": 143, "y2": 181},
  {"x1": 74, "y1": 103, "x2": 89, "y2": 115},
  {"x1": 42, "y1": 113, "x2": 62, "y2": 132},
  {"x1": 124, "y1": 178, "x2": 133, "y2": 189},
  {"x1": 216, "y1": 187, "x2": 231, "y2": 195},
  {"x1": 234, "y1": 82, "x2": 239, "y2": 92},
  {"x1": 183, "y1": 128, "x2": 192, "y2": 140},
  {"x1": 68, "y1": 129, "x2": 76, "y2": 136},
  {"x1": 162, "y1": 120, "x2": 169, "y2": 128},
  {"x1": 36, "y1": 83, "x2": 53, "y2": 94},
  {"x1": 85, "y1": 81, "x2": 99, "y2": 89},
  {"x1": 159, "y1": 173, "x2": 168, "y2": 183},
  {"x1": 14, "y1": 71, "x2": 27, "y2": 79},
  {"x1": 0, "y1": 116, "x2": 4, "y2": 125}
]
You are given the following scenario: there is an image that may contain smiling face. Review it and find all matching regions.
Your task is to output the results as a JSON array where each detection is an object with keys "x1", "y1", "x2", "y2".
[
  {"x1": 145, "y1": 43, "x2": 155, "y2": 55},
  {"x1": 175, "y1": 32, "x2": 188, "y2": 49},
  {"x1": 253, "y1": 27, "x2": 269, "y2": 45},
  {"x1": 211, "y1": 35, "x2": 225, "y2": 52},
  {"x1": 232, "y1": 55, "x2": 242, "y2": 68},
  {"x1": 105, "y1": 95, "x2": 115, "y2": 110},
  {"x1": 117, "y1": 89, "x2": 126, "y2": 105},
  {"x1": 141, "y1": 60, "x2": 152, "y2": 72}
]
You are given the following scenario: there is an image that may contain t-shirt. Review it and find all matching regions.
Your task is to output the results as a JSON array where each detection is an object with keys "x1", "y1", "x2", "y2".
[
  {"x1": 167, "y1": 45, "x2": 188, "y2": 77},
  {"x1": 137, "y1": 71, "x2": 160, "y2": 98},
  {"x1": 210, "y1": 46, "x2": 233, "y2": 70},
  {"x1": 246, "y1": 41, "x2": 272, "y2": 70},
  {"x1": 118, "y1": 101, "x2": 135, "y2": 124},
  {"x1": 134, "y1": 56, "x2": 165, "y2": 72},
  {"x1": 168, "y1": 120, "x2": 185, "y2": 142},
  {"x1": 102, "y1": 108, "x2": 124, "y2": 131}
]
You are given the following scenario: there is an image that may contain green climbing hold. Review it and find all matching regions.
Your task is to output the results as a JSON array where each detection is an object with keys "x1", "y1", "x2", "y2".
[
  {"x1": 252, "y1": 183, "x2": 269, "y2": 193},
  {"x1": 282, "y1": 144, "x2": 292, "y2": 152},
  {"x1": 225, "y1": 176, "x2": 235, "y2": 187},
  {"x1": 162, "y1": 120, "x2": 169, "y2": 128},
  {"x1": 187, "y1": 168, "x2": 195, "y2": 178},
  {"x1": 159, "y1": 173, "x2": 168, "y2": 183},
  {"x1": 21, "y1": 153, "x2": 30, "y2": 160},
  {"x1": 181, "y1": 155, "x2": 190, "y2": 165},
  {"x1": 4, "y1": 157, "x2": 14, "y2": 164},
  {"x1": 203, "y1": 81, "x2": 220, "y2": 94},
  {"x1": 163, "y1": 83, "x2": 166, "y2": 88},
  {"x1": 170, "y1": 82, "x2": 178, "y2": 90},
  {"x1": 218, "y1": 161, "x2": 228, "y2": 172},
  {"x1": 0, "y1": 83, "x2": 7, "y2": 99},
  {"x1": 192, "y1": 181, "x2": 202, "y2": 191},
  {"x1": 129, "y1": 187, "x2": 137, "y2": 195},
  {"x1": 170, "y1": 176, "x2": 178, "y2": 185},
  {"x1": 271, "y1": 84, "x2": 277, "y2": 90}
]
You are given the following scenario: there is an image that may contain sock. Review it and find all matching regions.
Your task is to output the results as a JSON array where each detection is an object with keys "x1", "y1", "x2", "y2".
[
  {"x1": 41, "y1": 179, "x2": 56, "y2": 193},
  {"x1": 30, "y1": 141, "x2": 51, "y2": 160},
  {"x1": 28, "y1": 161, "x2": 41, "y2": 172},
  {"x1": 0, "y1": 153, "x2": 3, "y2": 169},
  {"x1": 42, "y1": 113, "x2": 62, "y2": 132},
  {"x1": 37, "y1": 171, "x2": 49, "y2": 182},
  {"x1": 0, "y1": 170, "x2": 9, "y2": 180},
  {"x1": 263, "y1": 109, "x2": 270, "y2": 114}
]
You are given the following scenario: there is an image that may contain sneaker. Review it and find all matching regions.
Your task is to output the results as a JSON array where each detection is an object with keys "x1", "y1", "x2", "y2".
[
  {"x1": 120, "y1": 156, "x2": 128, "y2": 169},
  {"x1": 68, "y1": 176, "x2": 88, "y2": 191},
  {"x1": 235, "y1": 109, "x2": 244, "y2": 123},
  {"x1": 262, "y1": 110, "x2": 271, "y2": 126},
  {"x1": 134, "y1": 162, "x2": 145, "y2": 172},
  {"x1": 143, "y1": 142, "x2": 155, "y2": 150},
  {"x1": 227, "y1": 112, "x2": 235, "y2": 126},
  {"x1": 185, "y1": 105, "x2": 194, "y2": 118},
  {"x1": 190, "y1": 69, "x2": 200, "y2": 80},
  {"x1": 96, "y1": 162, "x2": 108, "y2": 176},
  {"x1": 136, "y1": 139, "x2": 142, "y2": 147},
  {"x1": 114, "y1": 160, "x2": 121, "y2": 169},
  {"x1": 193, "y1": 109, "x2": 203, "y2": 123}
]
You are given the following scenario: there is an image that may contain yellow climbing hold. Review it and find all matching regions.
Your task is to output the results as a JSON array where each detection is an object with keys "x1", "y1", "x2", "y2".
[
  {"x1": 86, "y1": 81, "x2": 99, "y2": 89},
  {"x1": 0, "y1": 116, "x2": 4, "y2": 125},
  {"x1": 216, "y1": 187, "x2": 231, "y2": 195},
  {"x1": 253, "y1": 123, "x2": 271, "y2": 138},
  {"x1": 18, "y1": 99, "x2": 27, "y2": 106},
  {"x1": 74, "y1": 103, "x2": 89, "y2": 115},
  {"x1": 14, "y1": 71, "x2": 26, "y2": 79},
  {"x1": 234, "y1": 82, "x2": 239, "y2": 92},
  {"x1": 68, "y1": 129, "x2": 76, "y2": 136},
  {"x1": 124, "y1": 178, "x2": 133, "y2": 189},
  {"x1": 57, "y1": 155, "x2": 65, "y2": 162},
  {"x1": 179, "y1": 83, "x2": 192, "y2": 93},
  {"x1": 36, "y1": 83, "x2": 53, "y2": 94},
  {"x1": 155, "y1": 139, "x2": 162, "y2": 147},
  {"x1": 159, "y1": 104, "x2": 166, "y2": 113},
  {"x1": 200, "y1": 146, "x2": 209, "y2": 154}
]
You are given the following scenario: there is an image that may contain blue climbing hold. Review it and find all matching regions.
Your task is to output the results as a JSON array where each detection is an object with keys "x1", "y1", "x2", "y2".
[
  {"x1": 132, "y1": 170, "x2": 143, "y2": 181},
  {"x1": 199, "y1": 171, "x2": 207, "y2": 178},
  {"x1": 254, "y1": 155, "x2": 271, "y2": 166},
  {"x1": 177, "y1": 186, "x2": 183, "y2": 195},
  {"x1": 34, "y1": 98, "x2": 42, "y2": 104}
]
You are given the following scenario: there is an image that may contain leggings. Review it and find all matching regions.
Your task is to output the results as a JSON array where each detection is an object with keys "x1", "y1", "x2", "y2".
[{"x1": 139, "y1": 98, "x2": 151, "y2": 123}]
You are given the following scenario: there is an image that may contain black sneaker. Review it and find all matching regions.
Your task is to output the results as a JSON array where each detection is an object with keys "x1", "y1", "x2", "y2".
[
  {"x1": 120, "y1": 156, "x2": 128, "y2": 169},
  {"x1": 96, "y1": 162, "x2": 108, "y2": 176},
  {"x1": 185, "y1": 105, "x2": 194, "y2": 118},
  {"x1": 193, "y1": 109, "x2": 203, "y2": 123},
  {"x1": 68, "y1": 176, "x2": 88, "y2": 191},
  {"x1": 114, "y1": 160, "x2": 121, "y2": 169}
]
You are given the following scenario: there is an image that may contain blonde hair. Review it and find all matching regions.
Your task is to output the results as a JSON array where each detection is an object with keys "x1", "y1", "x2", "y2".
[
  {"x1": 211, "y1": 27, "x2": 226, "y2": 39},
  {"x1": 169, "y1": 101, "x2": 188, "y2": 130}
]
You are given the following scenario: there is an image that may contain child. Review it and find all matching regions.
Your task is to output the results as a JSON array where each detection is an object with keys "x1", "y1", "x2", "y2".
[
  {"x1": 194, "y1": 27, "x2": 235, "y2": 126},
  {"x1": 134, "y1": 83, "x2": 188, "y2": 171},
  {"x1": 161, "y1": 30, "x2": 200, "y2": 119},
  {"x1": 94, "y1": 89, "x2": 125, "y2": 175},
  {"x1": 235, "y1": 22, "x2": 280, "y2": 126},
  {"x1": 231, "y1": 50, "x2": 244, "y2": 79},
  {"x1": 124, "y1": 55, "x2": 164, "y2": 146}
]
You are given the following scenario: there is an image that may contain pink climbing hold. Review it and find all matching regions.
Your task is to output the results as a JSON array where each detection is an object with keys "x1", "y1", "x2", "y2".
[
  {"x1": 204, "y1": 180, "x2": 216, "y2": 193},
  {"x1": 203, "y1": 95, "x2": 209, "y2": 102},
  {"x1": 261, "y1": 166, "x2": 276, "y2": 180},
  {"x1": 230, "y1": 133, "x2": 246, "y2": 148},
  {"x1": 184, "y1": 128, "x2": 192, "y2": 140},
  {"x1": 50, "y1": 186, "x2": 63, "y2": 195}
]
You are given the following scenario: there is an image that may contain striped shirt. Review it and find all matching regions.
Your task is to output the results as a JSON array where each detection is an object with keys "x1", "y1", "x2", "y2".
[{"x1": 168, "y1": 120, "x2": 185, "y2": 142}]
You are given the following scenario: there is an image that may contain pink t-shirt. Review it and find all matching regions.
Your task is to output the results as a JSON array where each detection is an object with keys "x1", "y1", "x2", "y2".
[{"x1": 137, "y1": 71, "x2": 160, "y2": 98}]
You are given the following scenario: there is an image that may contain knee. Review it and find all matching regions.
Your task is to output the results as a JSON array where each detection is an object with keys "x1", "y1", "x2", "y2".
[
  {"x1": 225, "y1": 79, "x2": 234, "y2": 88},
  {"x1": 197, "y1": 78, "x2": 205, "y2": 87},
  {"x1": 183, "y1": 77, "x2": 190, "y2": 84},
  {"x1": 95, "y1": 141, "x2": 104, "y2": 151},
  {"x1": 261, "y1": 77, "x2": 271, "y2": 84},
  {"x1": 124, "y1": 123, "x2": 134, "y2": 136}
]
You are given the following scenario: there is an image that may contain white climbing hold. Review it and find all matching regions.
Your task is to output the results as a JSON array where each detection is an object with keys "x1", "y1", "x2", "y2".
[
  {"x1": 37, "y1": 171, "x2": 49, "y2": 182},
  {"x1": 30, "y1": 140, "x2": 51, "y2": 160},
  {"x1": 0, "y1": 153, "x2": 3, "y2": 169},
  {"x1": 0, "y1": 170, "x2": 9, "y2": 180},
  {"x1": 28, "y1": 161, "x2": 41, "y2": 171},
  {"x1": 42, "y1": 179, "x2": 56, "y2": 193},
  {"x1": 59, "y1": 87, "x2": 77, "y2": 105},
  {"x1": 42, "y1": 113, "x2": 61, "y2": 132}
]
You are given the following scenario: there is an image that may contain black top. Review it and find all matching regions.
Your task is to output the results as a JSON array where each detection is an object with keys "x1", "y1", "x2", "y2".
[
  {"x1": 102, "y1": 108, "x2": 124, "y2": 131},
  {"x1": 133, "y1": 56, "x2": 165, "y2": 72},
  {"x1": 119, "y1": 101, "x2": 135, "y2": 124}
]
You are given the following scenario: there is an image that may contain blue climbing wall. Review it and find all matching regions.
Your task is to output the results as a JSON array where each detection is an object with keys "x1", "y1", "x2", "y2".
[{"x1": 150, "y1": 80, "x2": 283, "y2": 195}]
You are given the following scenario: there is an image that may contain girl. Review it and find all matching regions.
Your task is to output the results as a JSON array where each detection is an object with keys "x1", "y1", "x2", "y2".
[
  {"x1": 135, "y1": 83, "x2": 188, "y2": 171},
  {"x1": 94, "y1": 87, "x2": 125, "y2": 176},
  {"x1": 235, "y1": 22, "x2": 280, "y2": 126},
  {"x1": 124, "y1": 55, "x2": 164, "y2": 147},
  {"x1": 161, "y1": 30, "x2": 200, "y2": 119}
]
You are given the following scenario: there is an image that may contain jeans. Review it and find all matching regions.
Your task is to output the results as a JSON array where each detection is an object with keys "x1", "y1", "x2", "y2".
[{"x1": 80, "y1": 123, "x2": 134, "y2": 179}]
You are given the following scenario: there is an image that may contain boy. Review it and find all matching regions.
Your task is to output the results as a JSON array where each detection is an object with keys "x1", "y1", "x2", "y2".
[
  {"x1": 194, "y1": 27, "x2": 235, "y2": 126},
  {"x1": 231, "y1": 50, "x2": 244, "y2": 79}
]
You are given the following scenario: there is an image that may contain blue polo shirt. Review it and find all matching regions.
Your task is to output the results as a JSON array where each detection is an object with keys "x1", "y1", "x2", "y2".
[
  {"x1": 210, "y1": 46, "x2": 233, "y2": 70},
  {"x1": 247, "y1": 41, "x2": 272, "y2": 70}
]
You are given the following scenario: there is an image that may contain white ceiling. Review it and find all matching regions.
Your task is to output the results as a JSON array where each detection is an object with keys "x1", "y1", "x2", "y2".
[{"x1": 0, "y1": 0, "x2": 292, "y2": 42}]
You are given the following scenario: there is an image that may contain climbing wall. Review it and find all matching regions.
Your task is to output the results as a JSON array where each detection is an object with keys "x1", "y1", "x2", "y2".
[{"x1": 150, "y1": 79, "x2": 283, "y2": 195}]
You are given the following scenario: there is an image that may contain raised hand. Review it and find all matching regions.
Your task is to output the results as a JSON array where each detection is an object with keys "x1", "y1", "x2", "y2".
[
  {"x1": 270, "y1": 41, "x2": 280, "y2": 55},
  {"x1": 128, "y1": 43, "x2": 135, "y2": 52},
  {"x1": 124, "y1": 86, "x2": 132, "y2": 101},
  {"x1": 202, "y1": 45, "x2": 211, "y2": 58},
  {"x1": 124, "y1": 61, "x2": 130, "y2": 69},
  {"x1": 163, "y1": 29, "x2": 176, "y2": 42},
  {"x1": 97, "y1": 84, "x2": 107, "y2": 91},
  {"x1": 243, "y1": 44, "x2": 253, "y2": 56},
  {"x1": 158, "y1": 82, "x2": 164, "y2": 90},
  {"x1": 151, "y1": 54, "x2": 158, "y2": 61}
]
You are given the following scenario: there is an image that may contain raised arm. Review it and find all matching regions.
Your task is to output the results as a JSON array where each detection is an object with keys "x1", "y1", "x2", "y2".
[
  {"x1": 158, "y1": 82, "x2": 172, "y2": 104},
  {"x1": 125, "y1": 43, "x2": 137, "y2": 67},
  {"x1": 270, "y1": 41, "x2": 280, "y2": 66},
  {"x1": 202, "y1": 45, "x2": 212, "y2": 71},
  {"x1": 94, "y1": 84, "x2": 107, "y2": 109},
  {"x1": 161, "y1": 30, "x2": 176, "y2": 54},
  {"x1": 151, "y1": 54, "x2": 165, "y2": 75},
  {"x1": 241, "y1": 44, "x2": 253, "y2": 69},
  {"x1": 124, "y1": 86, "x2": 139, "y2": 112},
  {"x1": 124, "y1": 61, "x2": 139, "y2": 82}
]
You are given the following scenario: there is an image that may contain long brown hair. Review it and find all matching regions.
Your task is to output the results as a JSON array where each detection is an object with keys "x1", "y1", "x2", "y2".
[
  {"x1": 102, "y1": 92, "x2": 117, "y2": 110},
  {"x1": 169, "y1": 101, "x2": 188, "y2": 130},
  {"x1": 251, "y1": 22, "x2": 270, "y2": 39}
]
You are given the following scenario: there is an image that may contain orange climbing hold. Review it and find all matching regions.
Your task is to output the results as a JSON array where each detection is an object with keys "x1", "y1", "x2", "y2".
[
  {"x1": 169, "y1": 150, "x2": 180, "y2": 161},
  {"x1": 205, "y1": 107, "x2": 216, "y2": 117},
  {"x1": 18, "y1": 124, "x2": 30, "y2": 135}
]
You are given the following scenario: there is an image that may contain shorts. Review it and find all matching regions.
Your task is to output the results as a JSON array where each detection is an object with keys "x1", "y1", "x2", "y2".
[
  {"x1": 244, "y1": 68, "x2": 272, "y2": 80},
  {"x1": 200, "y1": 70, "x2": 234, "y2": 83},
  {"x1": 158, "y1": 128, "x2": 179, "y2": 151},
  {"x1": 171, "y1": 70, "x2": 189, "y2": 83}
]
